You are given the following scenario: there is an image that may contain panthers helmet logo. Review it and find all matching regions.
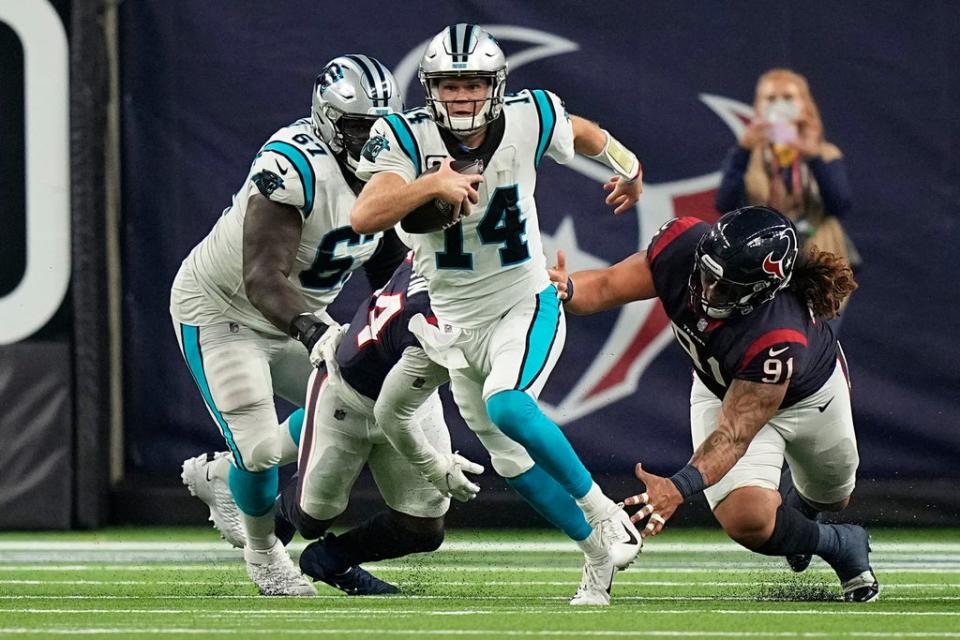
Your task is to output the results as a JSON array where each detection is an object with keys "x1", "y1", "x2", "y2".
[
  {"x1": 317, "y1": 62, "x2": 345, "y2": 95},
  {"x1": 251, "y1": 169, "x2": 285, "y2": 197},
  {"x1": 361, "y1": 135, "x2": 390, "y2": 162}
]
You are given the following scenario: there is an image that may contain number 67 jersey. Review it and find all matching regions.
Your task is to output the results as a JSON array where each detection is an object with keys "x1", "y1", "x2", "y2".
[
  {"x1": 647, "y1": 217, "x2": 842, "y2": 408},
  {"x1": 355, "y1": 90, "x2": 574, "y2": 329},
  {"x1": 171, "y1": 119, "x2": 381, "y2": 336}
]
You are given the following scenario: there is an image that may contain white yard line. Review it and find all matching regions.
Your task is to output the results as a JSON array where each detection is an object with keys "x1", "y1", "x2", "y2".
[
  {"x1": 2, "y1": 564, "x2": 960, "y2": 574},
  {"x1": 0, "y1": 579, "x2": 957, "y2": 589},
  {"x1": 2, "y1": 607, "x2": 960, "y2": 617},
  {"x1": 1, "y1": 541, "x2": 958, "y2": 553},
  {"x1": 1, "y1": 628, "x2": 960, "y2": 637},
  {"x1": 1, "y1": 594, "x2": 958, "y2": 602}
]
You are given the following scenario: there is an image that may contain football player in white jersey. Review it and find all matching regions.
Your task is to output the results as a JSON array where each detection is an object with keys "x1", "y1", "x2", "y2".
[
  {"x1": 352, "y1": 24, "x2": 645, "y2": 605},
  {"x1": 171, "y1": 55, "x2": 406, "y2": 596}
]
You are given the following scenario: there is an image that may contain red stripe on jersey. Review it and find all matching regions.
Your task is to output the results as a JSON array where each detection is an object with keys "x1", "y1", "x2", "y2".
[
  {"x1": 648, "y1": 217, "x2": 701, "y2": 263},
  {"x1": 738, "y1": 329, "x2": 808, "y2": 371},
  {"x1": 296, "y1": 370, "x2": 327, "y2": 502}
]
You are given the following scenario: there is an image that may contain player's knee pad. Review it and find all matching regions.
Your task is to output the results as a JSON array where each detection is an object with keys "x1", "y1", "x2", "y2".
[
  {"x1": 485, "y1": 390, "x2": 540, "y2": 442},
  {"x1": 396, "y1": 514, "x2": 445, "y2": 553},
  {"x1": 489, "y1": 449, "x2": 535, "y2": 478},
  {"x1": 237, "y1": 430, "x2": 282, "y2": 472},
  {"x1": 228, "y1": 464, "x2": 278, "y2": 517}
]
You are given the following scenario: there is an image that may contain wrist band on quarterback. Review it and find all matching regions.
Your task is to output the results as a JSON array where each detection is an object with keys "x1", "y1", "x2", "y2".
[
  {"x1": 589, "y1": 129, "x2": 641, "y2": 183},
  {"x1": 289, "y1": 312, "x2": 328, "y2": 351},
  {"x1": 669, "y1": 464, "x2": 706, "y2": 500},
  {"x1": 564, "y1": 277, "x2": 575, "y2": 304}
]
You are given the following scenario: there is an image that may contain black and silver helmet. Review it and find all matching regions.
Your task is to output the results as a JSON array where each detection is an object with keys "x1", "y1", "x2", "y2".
[
  {"x1": 691, "y1": 206, "x2": 799, "y2": 319},
  {"x1": 311, "y1": 55, "x2": 402, "y2": 171},
  {"x1": 418, "y1": 24, "x2": 507, "y2": 137}
]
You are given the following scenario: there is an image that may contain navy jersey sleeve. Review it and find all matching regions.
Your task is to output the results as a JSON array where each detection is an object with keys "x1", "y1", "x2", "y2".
[
  {"x1": 646, "y1": 217, "x2": 709, "y2": 312},
  {"x1": 731, "y1": 302, "x2": 812, "y2": 386}
]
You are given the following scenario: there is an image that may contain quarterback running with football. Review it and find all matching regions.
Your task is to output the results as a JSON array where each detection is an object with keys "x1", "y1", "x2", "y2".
[
  {"x1": 550, "y1": 206, "x2": 879, "y2": 602},
  {"x1": 171, "y1": 55, "x2": 406, "y2": 595},
  {"x1": 352, "y1": 24, "x2": 644, "y2": 605}
]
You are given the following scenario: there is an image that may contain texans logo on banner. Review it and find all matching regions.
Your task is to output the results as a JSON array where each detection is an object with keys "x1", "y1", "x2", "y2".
[{"x1": 394, "y1": 26, "x2": 754, "y2": 424}]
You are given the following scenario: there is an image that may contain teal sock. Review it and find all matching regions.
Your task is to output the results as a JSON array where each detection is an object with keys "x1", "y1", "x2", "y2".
[
  {"x1": 228, "y1": 465, "x2": 279, "y2": 517},
  {"x1": 486, "y1": 390, "x2": 592, "y2": 498},
  {"x1": 506, "y1": 464, "x2": 592, "y2": 541}
]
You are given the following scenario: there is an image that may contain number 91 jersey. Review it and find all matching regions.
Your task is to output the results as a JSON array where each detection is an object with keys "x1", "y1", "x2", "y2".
[
  {"x1": 647, "y1": 217, "x2": 841, "y2": 408},
  {"x1": 355, "y1": 90, "x2": 574, "y2": 329},
  {"x1": 171, "y1": 119, "x2": 381, "y2": 336}
]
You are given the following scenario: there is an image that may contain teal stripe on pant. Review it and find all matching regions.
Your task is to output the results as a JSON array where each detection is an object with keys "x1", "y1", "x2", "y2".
[
  {"x1": 516, "y1": 285, "x2": 561, "y2": 391},
  {"x1": 506, "y1": 464, "x2": 592, "y2": 540},
  {"x1": 179, "y1": 323, "x2": 245, "y2": 470}
]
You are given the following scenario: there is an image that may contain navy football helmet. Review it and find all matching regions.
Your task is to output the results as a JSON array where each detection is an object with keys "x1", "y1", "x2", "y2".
[{"x1": 690, "y1": 206, "x2": 799, "y2": 319}]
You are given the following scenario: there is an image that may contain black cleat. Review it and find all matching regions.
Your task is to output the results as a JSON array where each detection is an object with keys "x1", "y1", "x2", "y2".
[
  {"x1": 299, "y1": 535, "x2": 400, "y2": 596},
  {"x1": 829, "y1": 524, "x2": 880, "y2": 603}
]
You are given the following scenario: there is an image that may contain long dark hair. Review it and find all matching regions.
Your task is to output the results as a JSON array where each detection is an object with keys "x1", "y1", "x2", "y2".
[{"x1": 788, "y1": 246, "x2": 858, "y2": 318}]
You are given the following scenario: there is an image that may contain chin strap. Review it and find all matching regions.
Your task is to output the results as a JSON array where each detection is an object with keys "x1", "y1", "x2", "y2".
[{"x1": 589, "y1": 129, "x2": 642, "y2": 183}]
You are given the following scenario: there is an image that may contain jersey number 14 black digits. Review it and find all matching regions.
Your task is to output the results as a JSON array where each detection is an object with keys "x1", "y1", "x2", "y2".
[{"x1": 435, "y1": 185, "x2": 529, "y2": 270}]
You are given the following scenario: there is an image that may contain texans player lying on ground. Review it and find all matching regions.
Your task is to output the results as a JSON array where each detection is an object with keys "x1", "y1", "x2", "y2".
[
  {"x1": 267, "y1": 255, "x2": 506, "y2": 595},
  {"x1": 549, "y1": 206, "x2": 879, "y2": 602}
]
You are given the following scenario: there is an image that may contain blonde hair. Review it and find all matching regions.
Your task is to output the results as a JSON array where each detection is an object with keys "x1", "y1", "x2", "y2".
[{"x1": 754, "y1": 68, "x2": 822, "y2": 133}]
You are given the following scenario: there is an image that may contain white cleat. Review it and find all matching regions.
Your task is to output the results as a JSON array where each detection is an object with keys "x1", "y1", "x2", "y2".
[
  {"x1": 595, "y1": 507, "x2": 643, "y2": 569},
  {"x1": 244, "y1": 540, "x2": 317, "y2": 596},
  {"x1": 569, "y1": 552, "x2": 616, "y2": 606},
  {"x1": 181, "y1": 452, "x2": 246, "y2": 548}
]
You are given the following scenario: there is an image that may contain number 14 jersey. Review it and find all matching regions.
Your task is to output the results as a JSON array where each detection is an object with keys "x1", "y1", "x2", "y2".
[{"x1": 355, "y1": 90, "x2": 575, "y2": 329}]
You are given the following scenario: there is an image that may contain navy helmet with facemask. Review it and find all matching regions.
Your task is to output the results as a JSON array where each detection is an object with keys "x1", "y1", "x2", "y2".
[
  {"x1": 311, "y1": 55, "x2": 403, "y2": 172},
  {"x1": 690, "y1": 206, "x2": 799, "y2": 319}
]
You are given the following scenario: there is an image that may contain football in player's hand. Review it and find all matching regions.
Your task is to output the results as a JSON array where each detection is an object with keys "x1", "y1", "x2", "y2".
[{"x1": 400, "y1": 159, "x2": 484, "y2": 234}]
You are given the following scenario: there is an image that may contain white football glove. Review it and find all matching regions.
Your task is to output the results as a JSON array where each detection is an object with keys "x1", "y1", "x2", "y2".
[
  {"x1": 309, "y1": 322, "x2": 349, "y2": 370},
  {"x1": 423, "y1": 452, "x2": 485, "y2": 502}
]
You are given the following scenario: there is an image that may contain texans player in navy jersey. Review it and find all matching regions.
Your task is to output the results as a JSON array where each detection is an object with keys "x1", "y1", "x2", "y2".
[
  {"x1": 549, "y1": 206, "x2": 879, "y2": 602},
  {"x1": 270, "y1": 255, "x2": 505, "y2": 595}
]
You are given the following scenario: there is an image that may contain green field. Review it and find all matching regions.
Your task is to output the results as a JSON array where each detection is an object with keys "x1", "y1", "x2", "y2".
[{"x1": 0, "y1": 527, "x2": 958, "y2": 638}]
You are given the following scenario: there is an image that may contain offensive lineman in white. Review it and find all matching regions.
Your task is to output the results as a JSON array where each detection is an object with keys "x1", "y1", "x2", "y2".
[
  {"x1": 171, "y1": 55, "x2": 406, "y2": 595},
  {"x1": 352, "y1": 24, "x2": 644, "y2": 605}
]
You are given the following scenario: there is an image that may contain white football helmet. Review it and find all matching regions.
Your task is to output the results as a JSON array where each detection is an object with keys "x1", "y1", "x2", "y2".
[
  {"x1": 418, "y1": 24, "x2": 507, "y2": 137},
  {"x1": 311, "y1": 54, "x2": 402, "y2": 171}
]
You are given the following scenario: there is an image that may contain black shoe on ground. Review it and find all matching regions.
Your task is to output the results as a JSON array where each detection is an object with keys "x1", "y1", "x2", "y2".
[
  {"x1": 299, "y1": 535, "x2": 400, "y2": 596},
  {"x1": 829, "y1": 523, "x2": 880, "y2": 603}
]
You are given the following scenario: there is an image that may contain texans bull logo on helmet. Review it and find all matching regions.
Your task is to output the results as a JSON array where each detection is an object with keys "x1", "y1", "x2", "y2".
[{"x1": 761, "y1": 227, "x2": 798, "y2": 281}]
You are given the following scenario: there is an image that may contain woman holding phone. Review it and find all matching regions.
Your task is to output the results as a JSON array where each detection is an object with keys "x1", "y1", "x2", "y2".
[{"x1": 715, "y1": 69, "x2": 858, "y2": 324}]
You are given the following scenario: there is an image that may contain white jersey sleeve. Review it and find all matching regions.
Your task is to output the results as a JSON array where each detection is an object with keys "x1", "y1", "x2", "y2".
[
  {"x1": 530, "y1": 89, "x2": 575, "y2": 166},
  {"x1": 355, "y1": 114, "x2": 421, "y2": 184},
  {"x1": 250, "y1": 136, "x2": 322, "y2": 221}
]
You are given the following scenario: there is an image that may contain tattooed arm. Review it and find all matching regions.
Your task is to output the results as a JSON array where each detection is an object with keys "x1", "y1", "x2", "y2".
[
  {"x1": 690, "y1": 378, "x2": 787, "y2": 484},
  {"x1": 627, "y1": 378, "x2": 787, "y2": 536}
]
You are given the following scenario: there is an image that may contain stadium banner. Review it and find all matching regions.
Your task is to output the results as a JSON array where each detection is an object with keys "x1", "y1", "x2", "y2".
[
  {"x1": 0, "y1": 0, "x2": 72, "y2": 529},
  {"x1": 119, "y1": 2, "x2": 960, "y2": 498}
]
